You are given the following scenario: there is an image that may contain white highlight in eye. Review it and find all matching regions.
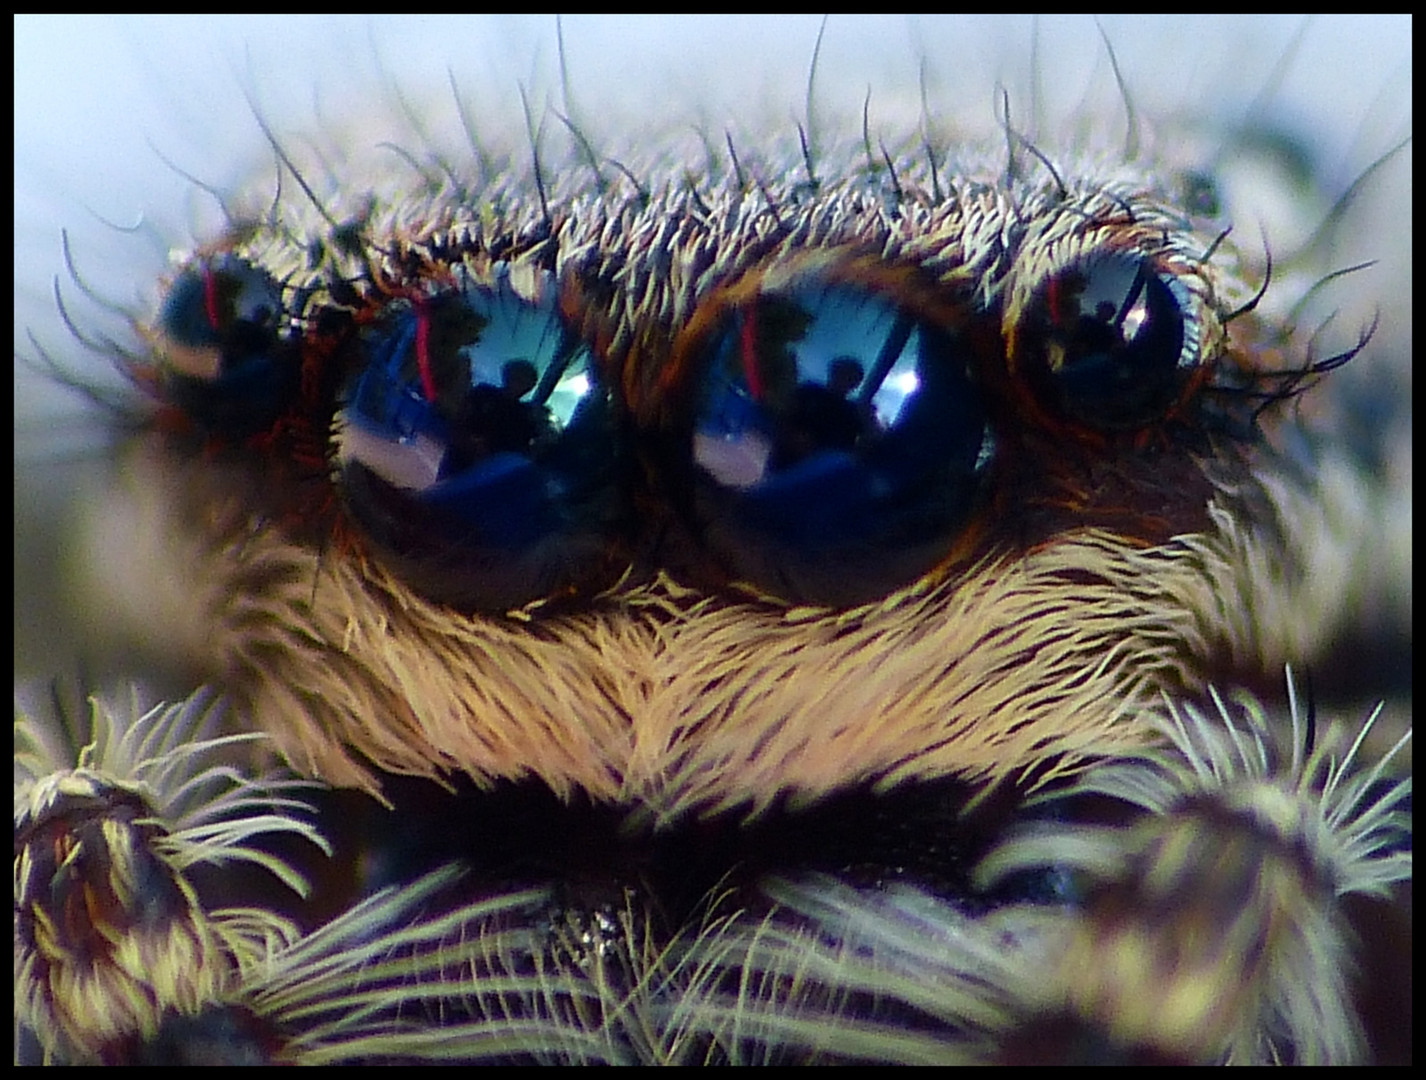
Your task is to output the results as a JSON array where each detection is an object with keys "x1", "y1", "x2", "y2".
[
  {"x1": 872, "y1": 365, "x2": 920, "y2": 428},
  {"x1": 547, "y1": 371, "x2": 592, "y2": 424},
  {"x1": 338, "y1": 418, "x2": 445, "y2": 492},
  {"x1": 694, "y1": 429, "x2": 773, "y2": 490}
]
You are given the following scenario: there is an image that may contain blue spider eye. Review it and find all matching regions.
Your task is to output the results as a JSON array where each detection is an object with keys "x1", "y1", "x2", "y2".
[
  {"x1": 155, "y1": 255, "x2": 296, "y2": 435},
  {"x1": 335, "y1": 267, "x2": 625, "y2": 613},
  {"x1": 677, "y1": 264, "x2": 993, "y2": 606},
  {"x1": 1017, "y1": 254, "x2": 1194, "y2": 430}
]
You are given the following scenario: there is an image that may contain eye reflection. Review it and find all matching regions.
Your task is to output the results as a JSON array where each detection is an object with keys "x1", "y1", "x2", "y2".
[
  {"x1": 683, "y1": 267, "x2": 993, "y2": 606},
  {"x1": 1017, "y1": 253, "x2": 1195, "y2": 431},
  {"x1": 335, "y1": 266, "x2": 625, "y2": 612},
  {"x1": 154, "y1": 254, "x2": 296, "y2": 435},
  {"x1": 694, "y1": 288, "x2": 930, "y2": 490}
]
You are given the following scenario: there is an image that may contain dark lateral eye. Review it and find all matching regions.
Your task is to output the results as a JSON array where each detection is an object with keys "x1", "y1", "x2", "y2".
[
  {"x1": 335, "y1": 268, "x2": 625, "y2": 613},
  {"x1": 155, "y1": 255, "x2": 296, "y2": 435},
  {"x1": 680, "y1": 267, "x2": 992, "y2": 607},
  {"x1": 1016, "y1": 253, "x2": 1194, "y2": 430}
]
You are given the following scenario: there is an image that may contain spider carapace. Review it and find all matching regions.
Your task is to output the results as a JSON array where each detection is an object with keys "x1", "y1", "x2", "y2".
[{"x1": 15, "y1": 23, "x2": 1411, "y2": 1066}]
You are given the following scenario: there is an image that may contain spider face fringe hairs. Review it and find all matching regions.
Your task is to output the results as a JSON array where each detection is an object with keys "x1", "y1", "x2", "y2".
[{"x1": 14, "y1": 16, "x2": 1411, "y2": 1065}]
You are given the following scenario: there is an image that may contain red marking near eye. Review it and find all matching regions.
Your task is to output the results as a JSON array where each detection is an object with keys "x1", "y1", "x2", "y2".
[
  {"x1": 739, "y1": 308, "x2": 764, "y2": 401},
  {"x1": 414, "y1": 299, "x2": 438, "y2": 403},
  {"x1": 202, "y1": 266, "x2": 222, "y2": 333},
  {"x1": 1045, "y1": 275, "x2": 1063, "y2": 327}
]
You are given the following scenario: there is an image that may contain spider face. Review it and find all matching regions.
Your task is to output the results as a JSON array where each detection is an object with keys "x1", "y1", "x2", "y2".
[{"x1": 15, "y1": 17, "x2": 1411, "y2": 1066}]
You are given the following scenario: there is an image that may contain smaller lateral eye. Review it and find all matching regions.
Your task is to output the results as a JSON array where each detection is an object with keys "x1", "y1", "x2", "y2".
[
  {"x1": 335, "y1": 267, "x2": 625, "y2": 613},
  {"x1": 1016, "y1": 253, "x2": 1195, "y2": 431},
  {"x1": 675, "y1": 260, "x2": 993, "y2": 607},
  {"x1": 154, "y1": 254, "x2": 296, "y2": 435}
]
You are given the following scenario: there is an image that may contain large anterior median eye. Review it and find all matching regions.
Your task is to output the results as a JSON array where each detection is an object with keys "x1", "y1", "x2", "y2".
[
  {"x1": 677, "y1": 260, "x2": 993, "y2": 607},
  {"x1": 1014, "y1": 253, "x2": 1196, "y2": 431},
  {"x1": 335, "y1": 266, "x2": 625, "y2": 613},
  {"x1": 154, "y1": 255, "x2": 296, "y2": 435}
]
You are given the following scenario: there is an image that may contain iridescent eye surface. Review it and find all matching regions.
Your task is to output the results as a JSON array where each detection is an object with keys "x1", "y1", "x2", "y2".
[
  {"x1": 1016, "y1": 253, "x2": 1194, "y2": 430},
  {"x1": 336, "y1": 267, "x2": 624, "y2": 613},
  {"x1": 155, "y1": 255, "x2": 295, "y2": 435},
  {"x1": 681, "y1": 268, "x2": 992, "y2": 606}
]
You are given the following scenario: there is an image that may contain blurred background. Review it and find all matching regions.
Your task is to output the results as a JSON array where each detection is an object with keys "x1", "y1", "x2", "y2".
[{"x1": 14, "y1": 16, "x2": 1411, "y2": 690}]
